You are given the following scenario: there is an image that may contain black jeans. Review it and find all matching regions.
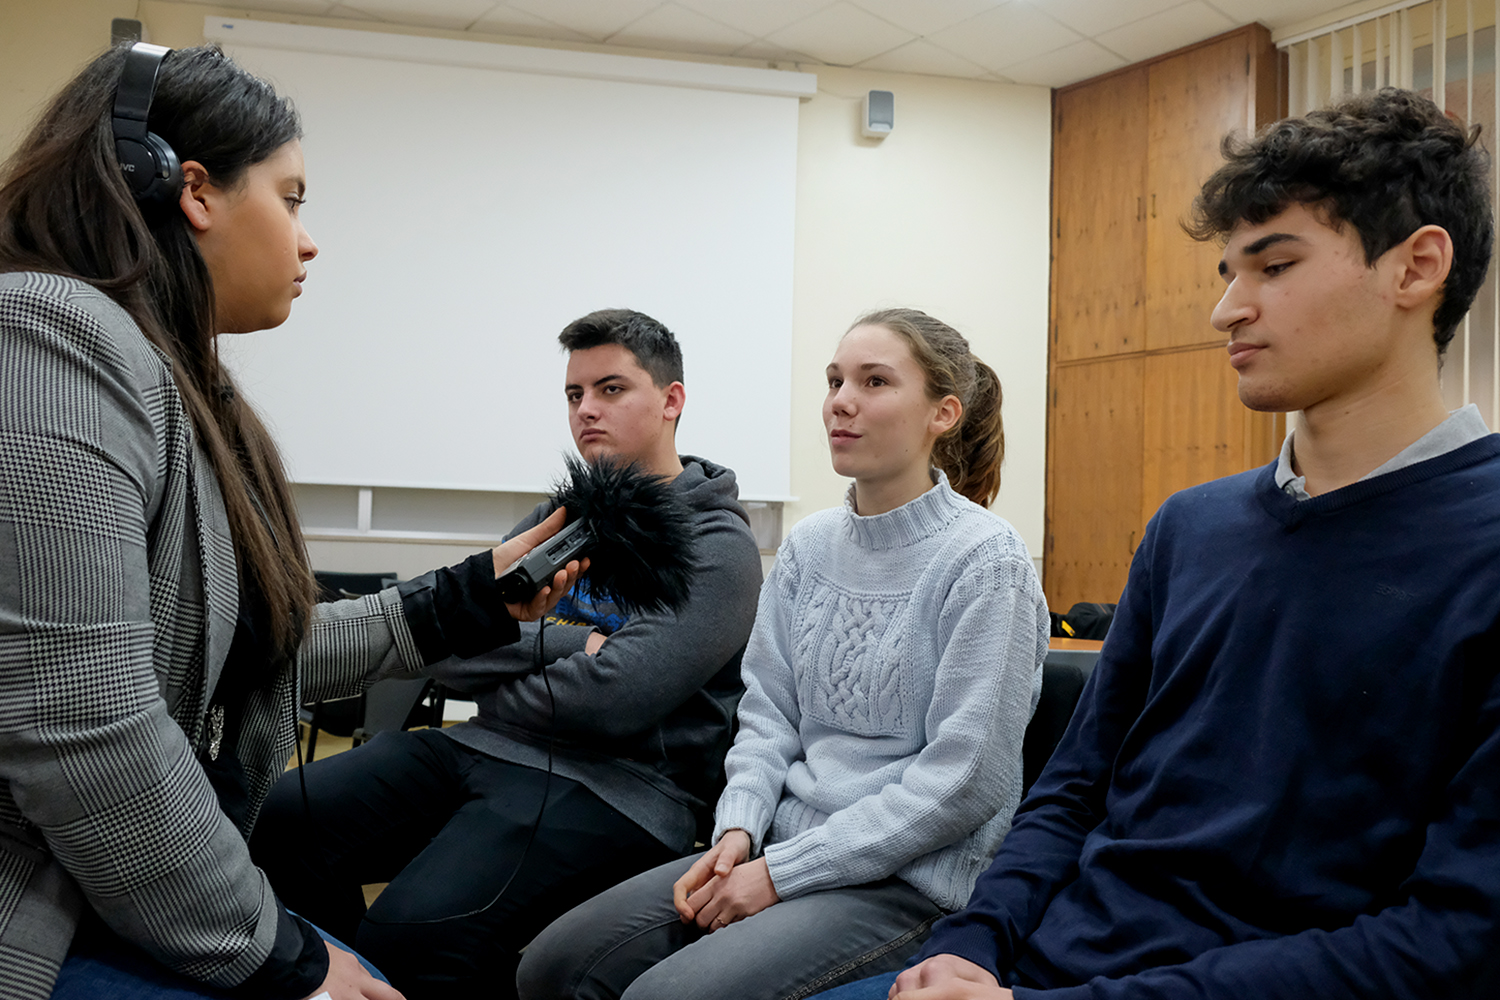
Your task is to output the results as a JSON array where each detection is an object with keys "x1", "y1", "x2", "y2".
[{"x1": 250, "y1": 728, "x2": 677, "y2": 1000}]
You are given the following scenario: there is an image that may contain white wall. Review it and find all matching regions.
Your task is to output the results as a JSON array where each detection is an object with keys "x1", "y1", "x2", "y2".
[
  {"x1": 785, "y1": 66, "x2": 1050, "y2": 566},
  {"x1": 2, "y1": 2, "x2": 1053, "y2": 580}
]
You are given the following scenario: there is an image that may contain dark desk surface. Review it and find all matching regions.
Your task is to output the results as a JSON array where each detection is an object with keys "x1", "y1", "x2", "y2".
[{"x1": 1045, "y1": 636, "x2": 1103, "y2": 672}]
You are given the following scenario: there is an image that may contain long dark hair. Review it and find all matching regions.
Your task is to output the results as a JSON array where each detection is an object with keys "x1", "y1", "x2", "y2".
[
  {"x1": 0, "y1": 43, "x2": 315, "y2": 664},
  {"x1": 851, "y1": 308, "x2": 1005, "y2": 507}
]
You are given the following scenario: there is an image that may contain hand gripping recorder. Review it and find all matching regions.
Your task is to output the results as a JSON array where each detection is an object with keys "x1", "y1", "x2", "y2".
[
  {"x1": 495, "y1": 456, "x2": 698, "y2": 615},
  {"x1": 496, "y1": 517, "x2": 594, "y2": 606}
]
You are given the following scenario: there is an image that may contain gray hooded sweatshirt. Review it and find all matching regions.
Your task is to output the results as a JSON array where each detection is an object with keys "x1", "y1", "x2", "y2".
[{"x1": 428, "y1": 455, "x2": 763, "y2": 851}]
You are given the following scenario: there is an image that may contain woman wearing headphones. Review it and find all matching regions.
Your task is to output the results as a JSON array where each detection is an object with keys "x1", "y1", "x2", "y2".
[{"x1": 0, "y1": 43, "x2": 576, "y2": 1000}]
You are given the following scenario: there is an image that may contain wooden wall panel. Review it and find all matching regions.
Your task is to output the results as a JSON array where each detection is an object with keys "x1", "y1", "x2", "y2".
[
  {"x1": 1046, "y1": 358, "x2": 1143, "y2": 611},
  {"x1": 1052, "y1": 68, "x2": 1148, "y2": 362},
  {"x1": 1141, "y1": 346, "x2": 1256, "y2": 520},
  {"x1": 1145, "y1": 32, "x2": 1251, "y2": 351},
  {"x1": 1045, "y1": 25, "x2": 1283, "y2": 614}
]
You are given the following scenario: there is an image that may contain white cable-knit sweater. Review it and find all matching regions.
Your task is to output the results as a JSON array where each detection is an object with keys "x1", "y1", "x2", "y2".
[{"x1": 713, "y1": 473, "x2": 1049, "y2": 911}]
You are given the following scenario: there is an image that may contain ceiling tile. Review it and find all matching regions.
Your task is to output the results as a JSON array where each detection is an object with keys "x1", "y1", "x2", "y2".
[
  {"x1": 338, "y1": 0, "x2": 499, "y2": 31},
  {"x1": 846, "y1": 0, "x2": 1001, "y2": 37},
  {"x1": 505, "y1": 0, "x2": 666, "y2": 41},
  {"x1": 1203, "y1": 0, "x2": 1359, "y2": 31},
  {"x1": 1041, "y1": 0, "x2": 1184, "y2": 37},
  {"x1": 470, "y1": 4, "x2": 594, "y2": 41},
  {"x1": 927, "y1": 2, "x2": 1081, "y2": 75},
  {"x1": 1000, "y1": 37, "x2": 1126, "y2": 87},
  {"x1": 674, "y1": 0, "x2": 838, "y2": 39},
  {"x1": 764, "y1": 1, "x2": 915, "y2": 66},
  {"x1": 731, "y1": 39, "x2": 822, "y2": 64},
  {"x1": 610, "y1": 3, "x2": 755, "y2": 55},
  {"x1": 1094, "y1": 1, "x2": 1236, "y2": 63},
  {"x1": 322, "y1": 4, "x2": 382, "y2": 22},
  {"x1": 857, "y1": 38, "x2": 991, "y2": 79}
]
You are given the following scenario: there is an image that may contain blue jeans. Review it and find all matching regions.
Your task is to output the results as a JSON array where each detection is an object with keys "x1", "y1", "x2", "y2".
[
  {"x1": 51, "y1": 918, "x2": 385, "y2": 999},
  {"x1": 809, "y1": 971, "x2": 900, "y2": 999}
]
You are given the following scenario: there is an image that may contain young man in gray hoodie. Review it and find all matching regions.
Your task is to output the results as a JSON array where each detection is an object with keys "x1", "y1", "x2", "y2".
[{"x1": 252, "y1": 309, "x2": 763, "y2": 1000}]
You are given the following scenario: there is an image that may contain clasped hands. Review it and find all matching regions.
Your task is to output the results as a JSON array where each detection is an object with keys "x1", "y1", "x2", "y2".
[
  {"x1": 671, "y1": 829, "x2": 780, "y2": 932},
  {"x1": 670, "y1": 834, "x2": 1013, "y2": 998}
]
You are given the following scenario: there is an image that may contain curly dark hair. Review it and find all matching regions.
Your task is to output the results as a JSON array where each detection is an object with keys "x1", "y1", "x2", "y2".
[{"x1": 1187, "y1": 88, "x2": 1494, "y2": 354}]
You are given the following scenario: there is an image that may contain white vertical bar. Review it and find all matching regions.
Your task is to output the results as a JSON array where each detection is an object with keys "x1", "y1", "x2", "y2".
[
  {"x1": 1433, "y1": 0, "x2": 1447, "y2": 109},
  {"x1": 1353, "y1": 21, "x2": 1365, "y2": 91},
  {"x1": 1466, "y1": 0, "x2": 1474, "y2": 122},
  {"x1": 1331, "y1": 28, "x2": 1345, "y2": 97},
  {"x1": 1494, "y1": 0, "x2": 1499, "y2": 429},
  {"x1": 357, "y1": 488, "x2": 373, "y2": 532},
  {"x1": 1290, "y1": 42, "x2": 1307, "y2": 115},
  {"x1": 1388, "y1": 13, "x2": 1397, "y2": 88},
  {"x1": 1400, "y1": 8, "x2": 1415, "y2": 89},
  {"x1": 1465, "y1": 327, "x2": 1473, "y2": 404},
  {"x1": 1307, "y1": 36, "x2": 1321, "y2": 111},
  {"x1": 1389, "y1": 11, "x2": 1397, "y2": 87},
  {"x1": 1376, "y1": 15, "x2": 1388, "y2": 88},
  {"x1": 1464, "y1": 0, "x2": 1473, "y2": 408}
]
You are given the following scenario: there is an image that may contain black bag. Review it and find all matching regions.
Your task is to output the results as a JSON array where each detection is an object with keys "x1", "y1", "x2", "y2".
[{"x1": 1049, "y1": 601, "x2": 1116, "y2": 640}]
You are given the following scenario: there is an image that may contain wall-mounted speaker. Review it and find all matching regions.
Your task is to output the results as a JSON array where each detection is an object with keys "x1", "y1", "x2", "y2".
[
  {"x1": 862, "y1": 90, "x2": 894, "y2": 139},
  {"x1": 112, "y1": 18, "x2": 144, "y2": 45}
]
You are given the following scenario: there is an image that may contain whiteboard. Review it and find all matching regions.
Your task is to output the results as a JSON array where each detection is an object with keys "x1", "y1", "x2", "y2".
[{"x1": 208, "y1": 18, "x2": 810, "y2": 500}]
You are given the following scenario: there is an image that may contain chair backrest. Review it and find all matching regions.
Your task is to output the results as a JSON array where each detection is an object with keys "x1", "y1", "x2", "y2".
[
  {"x1": 354, "y1": 677, "x2": 433, "y2": 740},
  {"x1": 314, "y1": 569, "x2": 398, "y2": 601},
  {"x1": 1021, "y1": 657, "x2": 1097, "y2": 795}
]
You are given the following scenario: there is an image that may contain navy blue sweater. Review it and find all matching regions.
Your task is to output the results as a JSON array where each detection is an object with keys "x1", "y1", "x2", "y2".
[{"x1": 921, "y1": 436, "x2": 1500, "y2": 999}]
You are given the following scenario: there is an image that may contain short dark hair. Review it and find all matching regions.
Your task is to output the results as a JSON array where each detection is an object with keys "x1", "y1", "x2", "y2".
[
  {"x1": 558, "y1": 309, "x2": 684, "y2": 387},
  {"x1": 1187, "y1": 88, "x2": 1494, "y2": 355}
]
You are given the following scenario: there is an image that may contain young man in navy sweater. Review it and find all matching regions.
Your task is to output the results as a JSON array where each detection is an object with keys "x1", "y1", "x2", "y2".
[{"x1": 818, "y1": 90, "x2": 1500, "y2": 1000}]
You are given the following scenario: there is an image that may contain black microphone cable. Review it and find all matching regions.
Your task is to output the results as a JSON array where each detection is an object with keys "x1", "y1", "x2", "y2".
[
  {"x1": 291, "y1": 613, "x2": 558, "y2": 927},
  {"x1": 401, "y1": 614, "x2": 557, "y2": 924}
]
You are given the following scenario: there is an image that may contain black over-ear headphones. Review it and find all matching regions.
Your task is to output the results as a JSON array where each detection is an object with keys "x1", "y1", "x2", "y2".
[{"x1": 112, "y1": 42, "x2": 182, "y2": 210}]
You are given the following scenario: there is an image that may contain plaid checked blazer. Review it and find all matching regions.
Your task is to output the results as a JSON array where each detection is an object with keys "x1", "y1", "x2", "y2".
[{"x1": 0, "y1": 272, "x2": 426, "y2": 999}]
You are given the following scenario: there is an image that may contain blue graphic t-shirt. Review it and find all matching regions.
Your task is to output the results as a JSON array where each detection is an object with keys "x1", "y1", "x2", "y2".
[{"x1": 548, "y1": 582, "x2": 629, "y2": 635}]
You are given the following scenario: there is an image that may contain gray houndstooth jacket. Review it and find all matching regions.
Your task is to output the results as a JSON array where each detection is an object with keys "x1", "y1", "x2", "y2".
[{"x1": 0, "y1": 272, "x2": 427, "y2": 999}]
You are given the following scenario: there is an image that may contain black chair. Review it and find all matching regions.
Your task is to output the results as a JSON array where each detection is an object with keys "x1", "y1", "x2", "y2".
[
  {"x1": 351, "y1": 676, "x2": 444, "y2": 747},
  {"x1": 1020, "y1": 654, "x2": 1098, "y2": 795}
]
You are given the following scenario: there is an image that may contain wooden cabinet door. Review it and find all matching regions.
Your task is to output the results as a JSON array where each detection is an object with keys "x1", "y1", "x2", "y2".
[
  {"x1": 1046, "y1": 357, "x2": 1143, "y2": 611},
  {"x1": 1145, "y1": 33, "x2": 1251, "y2": 351},
  {"x1": 1052, "y1": 67, "x2": 1148, "y2": 363},
  {"x1": 1141, "y1": 346, "x2": 1261, "y2": 520},
  {"x1": 1045, "y1": 26, "x2": 1283, "y2": 613}
]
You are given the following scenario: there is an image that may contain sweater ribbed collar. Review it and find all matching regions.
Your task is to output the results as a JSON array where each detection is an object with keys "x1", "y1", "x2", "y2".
[
  {"x1": 1256, "y1": 433, "x2": 1500, "y2": 529},
  {"x1": 842, "y1": 470, "x2": 967, "y2": 550}
]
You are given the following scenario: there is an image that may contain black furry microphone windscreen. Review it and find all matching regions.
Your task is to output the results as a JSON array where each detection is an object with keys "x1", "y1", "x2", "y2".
[{"x1": 542, "y1": 456, "x2": 698, "y2": 614}]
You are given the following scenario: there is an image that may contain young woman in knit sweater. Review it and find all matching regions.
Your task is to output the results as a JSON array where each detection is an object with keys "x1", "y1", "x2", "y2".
[{"x1": 518, "y1": 308, "x2": 1050, "y2": 1000}]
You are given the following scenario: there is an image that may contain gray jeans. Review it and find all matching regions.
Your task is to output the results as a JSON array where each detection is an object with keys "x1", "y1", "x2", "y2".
[{"x1": 517, "y1": 852, "x2": 945, "y2": 1000}]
